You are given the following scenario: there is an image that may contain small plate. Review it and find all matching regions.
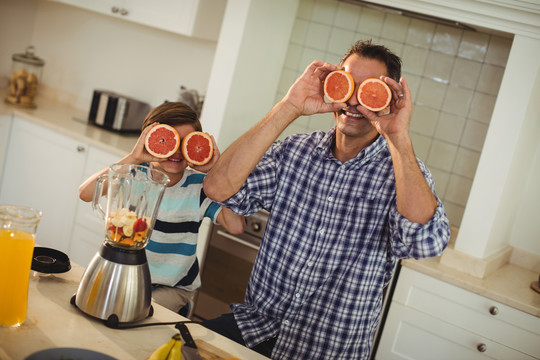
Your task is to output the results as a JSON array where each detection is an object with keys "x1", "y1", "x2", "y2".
[
  {"x1": 31, "y1": 247, "x2": 71, "y2": 274},
  {"x1": 25, "y1": 347, "x2": 116, "y2": 360}
]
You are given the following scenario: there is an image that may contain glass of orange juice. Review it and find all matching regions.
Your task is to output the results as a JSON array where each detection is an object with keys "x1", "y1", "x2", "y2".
[{"x1": 0, "y1": 205, "x2": 42, "y2": 327}]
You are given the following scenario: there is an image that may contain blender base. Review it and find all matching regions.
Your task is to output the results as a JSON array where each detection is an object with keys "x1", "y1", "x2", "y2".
[
  {"x1": 73, "y1": 243, "x2": 153, "y2": 326},
  {"x1": 70, "y1": 294, "x2": 154, "y2": 329}
]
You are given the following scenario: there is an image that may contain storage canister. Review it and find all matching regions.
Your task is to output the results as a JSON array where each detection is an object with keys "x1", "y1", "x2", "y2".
[{"x1": 6, "y1": 46, "x2": 45, "y2": 108}]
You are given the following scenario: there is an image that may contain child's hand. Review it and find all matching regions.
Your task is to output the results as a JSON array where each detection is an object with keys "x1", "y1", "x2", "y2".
[
  {"x1": 124, "y1": 123, "x2": 169, "y2": 165},
  {"x1": 188, "y1": 134, "x2": 220, "y2": 173}
]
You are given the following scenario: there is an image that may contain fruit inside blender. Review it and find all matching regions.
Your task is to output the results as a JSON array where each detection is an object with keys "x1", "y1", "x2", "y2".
[{"x1": 107, "y1": 208, "x2": 150, "y2": 246}]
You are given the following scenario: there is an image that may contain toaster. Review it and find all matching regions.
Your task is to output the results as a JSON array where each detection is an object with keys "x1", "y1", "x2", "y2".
[{"x1": 88, "y1": 90, "x2": 151, "y2": 133}]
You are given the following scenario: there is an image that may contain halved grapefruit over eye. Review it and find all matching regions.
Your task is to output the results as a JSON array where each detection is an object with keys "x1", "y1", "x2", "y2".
[
  {"x1": 144, "y1": 124, "x2": 180, "y2": 158},
  {"x1": 357, "y1": 78, "x2": 392, "y2": 112},
  {"x1": 181, "y1": 131, "x2": 214, "y2": 166},
  {"x1": 324, "y1": 70, "x2": 354, "y2": 103}
]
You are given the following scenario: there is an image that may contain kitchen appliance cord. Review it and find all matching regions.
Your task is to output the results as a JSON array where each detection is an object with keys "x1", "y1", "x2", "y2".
[{"x1": 110, "y1": 319, "x2": 200, "y2": 330}]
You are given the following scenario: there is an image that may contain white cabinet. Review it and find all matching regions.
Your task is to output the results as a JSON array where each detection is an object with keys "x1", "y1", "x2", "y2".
[
  {"x1": 0, "y1": 115, "x2": 13, "y2": 188},
  {"x1": 376, "y1": 267, "x2": 540, "y2": 360},
  {"x1": 0, "y1": 117, "x2": 121, "y2": 266},
  {"x1": 69, "y1": 146, "x2": 119, "y2": 267},
  {"x1": 51, "y1": 0, "x2": 226, "y2": 40},
  {"x1": 0, "y1": 118, "x2": 87, "y2": 253}
]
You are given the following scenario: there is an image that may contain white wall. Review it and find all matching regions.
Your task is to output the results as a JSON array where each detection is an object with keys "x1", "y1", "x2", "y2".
[
  {"x1": 0, "y1": 0, "x2": 38, "y2": 86},
  {"x1": 506, "y1": 53, "x2": 540, "y2": 255},
  {"x1": 201, "y1": 0, "x2": 300, "y2": 149},
  {"x1": 510, "y1": 129, "x2": 540, "y2": 255},
  {"x1": 456, "y1": 35, "x2": 540, "y2": 258},
  {"x1": 1, "y1": 0, "x2": 218, "y2": 111}
]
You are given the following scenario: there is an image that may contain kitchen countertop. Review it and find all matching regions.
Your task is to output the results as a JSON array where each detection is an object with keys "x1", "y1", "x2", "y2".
[
  {"x1": 402, "y1": 257, "x2": 540, "y2": 317},
  {"x1": 0, "y1": 257, "x2": 268, "y2": 360},
  {"x1": 0, "y1": 91, "x2": 138, "y2": 157}
]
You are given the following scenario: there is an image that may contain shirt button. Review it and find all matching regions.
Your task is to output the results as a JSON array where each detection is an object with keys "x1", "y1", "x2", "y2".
[
  {"x1": 295, "y1": 293, "x2": 301, "y2": 298},
  {"x1": 307, "y1": 261, "x2": 314, "y2": 266},
  {"x1": 327, "y1": 196, "x2": 333, "y2": 202},
  {"x1": 284, "y1": 320, "x2": 290, "y2": 325},
  {"x1": 319, "y1": 229, "x2": 325, "y2": 235}
]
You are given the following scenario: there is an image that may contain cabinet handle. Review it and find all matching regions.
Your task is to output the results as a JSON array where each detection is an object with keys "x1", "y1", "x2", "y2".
[
  {"x1": 120, "y1": 8, "x2": 129, "y2": 16},
  {"x1": 489, "y1": 306, "x2": 499, "y2": 315},
  {"x1": 77, "y1": 145, "x2": 86, "y2": 152},
  {"x1": 111, "y1": 6, "x2": 119, "y2": 13},
  {"x1": 477, "y1": 343, "x2": 487, "y2": 352}
]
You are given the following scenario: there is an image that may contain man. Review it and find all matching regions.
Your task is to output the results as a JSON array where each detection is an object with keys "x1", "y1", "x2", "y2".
[{"x1": 202, "y1": 40, "x2": 450, "y2": 359}]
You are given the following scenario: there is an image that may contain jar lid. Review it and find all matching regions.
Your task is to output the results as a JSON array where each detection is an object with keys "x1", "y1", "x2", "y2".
[
  {"x1": 31, "y1": 247, "x2": 71, "y2": 274},
  {"x1": 12, "y1": 46, "x2": 45, "y2": 66}
]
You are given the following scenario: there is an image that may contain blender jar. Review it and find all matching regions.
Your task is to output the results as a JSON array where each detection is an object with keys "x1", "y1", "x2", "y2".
[
  {"x1": 6, "y1": 46, "x2": 45, "y2": 108},
  {"x1": 93, "y1": 164, "x2": 170, "y2": 250}
]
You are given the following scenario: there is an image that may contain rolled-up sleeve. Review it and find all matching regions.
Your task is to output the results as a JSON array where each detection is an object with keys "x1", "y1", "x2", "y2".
[
  {"x1": 388, "y1": 199, "x2": 450, "y2": 259},
  {"x1": 388, "y1": 159, "x2": 451, "y2": 259}
]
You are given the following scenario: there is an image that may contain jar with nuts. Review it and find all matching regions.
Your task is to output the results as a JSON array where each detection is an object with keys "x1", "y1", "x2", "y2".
[{"x1": 6, "y1": 46, "x2": 45, "y2": 108}]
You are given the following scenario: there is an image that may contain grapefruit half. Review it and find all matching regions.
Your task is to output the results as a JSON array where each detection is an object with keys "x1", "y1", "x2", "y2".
[
  {"x1": 324, "y1": 70, "x2": 354, "y2": 103},
  {"x1": 357, "y1": 78, "x2": 392, "y2": 112},
  {"x1": 144, "y1": 124, "x2": 180, "y2": 158},
  {"x1": 181, "y1": 131, "x2": 214, "y2": 166}
]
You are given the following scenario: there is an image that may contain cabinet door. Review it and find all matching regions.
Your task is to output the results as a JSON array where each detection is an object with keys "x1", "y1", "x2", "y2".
[
  {"x1": 0, "y1": 115, "x2": 13, "y2": 187},
  {"x1": 391, "y1": 267, "x2": 540, "y2": 356},
  {"x1": 70, "y1": 225, "x2": 102, "y2": 268},
  {"x1": 70, "y1": 146, "x2": 119, "y2": 267},
  {"x1": 0, "y1": 118, "x2": 87, "y2": 253},
  {"x1": 126, "y1": 0, "x2": 196, "y2": 35},
  {"x1": 51, "y1": 0, "x2": 119, "y2": 17},
  {"x1": 51, "y1": 0, "x2": 225, "y2": 40},
  {"x1": 376, "y1": 302, "x2": 536, "y2": 360}
]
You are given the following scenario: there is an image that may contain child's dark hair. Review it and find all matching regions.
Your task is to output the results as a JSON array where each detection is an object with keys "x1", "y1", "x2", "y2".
[
  {"x1": 340, "y1": 39, "x2": 402, "y2": 82},
  {"x1": 142, "y1": 101, "x2": 202, "y2": 131}
]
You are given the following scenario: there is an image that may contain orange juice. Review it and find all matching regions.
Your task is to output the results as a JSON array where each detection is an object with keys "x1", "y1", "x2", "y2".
[{"x1": 0, "y1": 229, "x2": 35, "y2": 326}]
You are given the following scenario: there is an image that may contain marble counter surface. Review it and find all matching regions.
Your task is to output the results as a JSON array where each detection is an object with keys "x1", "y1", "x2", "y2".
[
  {"x1": 0, "y1": 259, "x2": 268, "y2": 360},
  {"x1": 402, "y1": 257, "x2": 540, "y2": 317},
  {"x1": 0, "y1": 91, "x2": 138, "y2": 157}
]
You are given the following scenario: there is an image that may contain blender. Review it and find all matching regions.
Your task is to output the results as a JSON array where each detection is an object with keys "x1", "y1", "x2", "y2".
[{"x1": 72, "y1": 164, "x2": 169, "y2": 327}]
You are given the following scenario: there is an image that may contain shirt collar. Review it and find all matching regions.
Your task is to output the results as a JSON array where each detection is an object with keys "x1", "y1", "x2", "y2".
[{"x1": 315, "y1": 127, "x2": 388, "y2": 164}]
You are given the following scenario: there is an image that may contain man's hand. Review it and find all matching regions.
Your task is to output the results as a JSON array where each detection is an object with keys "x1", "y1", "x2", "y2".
[
  {"x1": 357, "y1": 76, "x2": 412, "y2": 142},
  {"x1": 358, "y1": 76, "x2": 437, "y2": 224},
  {"x1": 283, "y1": 60, "x2": 346, "y2": 118}
]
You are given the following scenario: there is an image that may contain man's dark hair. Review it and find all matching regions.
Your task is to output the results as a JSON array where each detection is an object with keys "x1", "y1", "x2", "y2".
[{"x1": 340, "y1": 40, "x2": 402, "y2": 82}]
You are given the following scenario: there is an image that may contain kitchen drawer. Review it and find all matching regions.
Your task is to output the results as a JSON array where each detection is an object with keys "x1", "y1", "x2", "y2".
[
  {"x1": 392, "y1": 267, "x2": 540, "y2": 357},
  {"x1": 376, "y1": 302, "x2": 537, "y2": 360}
]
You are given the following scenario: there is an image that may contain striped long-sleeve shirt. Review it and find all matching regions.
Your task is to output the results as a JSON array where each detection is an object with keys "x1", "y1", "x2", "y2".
[{"x1": 146, "y1": 169, "x2": 221, "y2": 291}]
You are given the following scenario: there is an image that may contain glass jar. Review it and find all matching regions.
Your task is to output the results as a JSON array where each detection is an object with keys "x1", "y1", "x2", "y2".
[{"x1": 6, "y1": 46, "x2": 45, "y2": 108}]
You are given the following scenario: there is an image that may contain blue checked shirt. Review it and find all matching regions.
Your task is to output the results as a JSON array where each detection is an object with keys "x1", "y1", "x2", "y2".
[{"x1": 220, "y1": 127, "x2": 450, "y2": 359}]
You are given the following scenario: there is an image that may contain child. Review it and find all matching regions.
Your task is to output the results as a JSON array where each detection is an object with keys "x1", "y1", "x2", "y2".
[{"x1": 78, "y1": 101, "x2": 245, "y2": 314}]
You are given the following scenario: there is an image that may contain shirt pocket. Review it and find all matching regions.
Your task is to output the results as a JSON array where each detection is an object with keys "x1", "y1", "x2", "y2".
[{"x1": 345, "y1": 177, "x2": 395, "y2": 226}]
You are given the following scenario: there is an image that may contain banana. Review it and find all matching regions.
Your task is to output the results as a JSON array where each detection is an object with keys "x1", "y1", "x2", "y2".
[
  {"x1": 148, "y1": 337, "x2": 176, "y2": 360},
  {"x1": 148, "y1": 334, "x2": 183, "y2": 360},
  {"x1": 167, "y1": 334, "x2": 183, "y2": 360}
]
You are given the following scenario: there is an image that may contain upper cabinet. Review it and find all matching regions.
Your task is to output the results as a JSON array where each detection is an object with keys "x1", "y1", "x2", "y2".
[{"x1": 51, "y1": 0, "x2": 226, "y2": 41}]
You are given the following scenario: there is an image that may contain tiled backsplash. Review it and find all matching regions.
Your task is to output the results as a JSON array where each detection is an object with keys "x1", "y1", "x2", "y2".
[{"x1": 275, "y1": 0, "x2": 513, "y2": 228}]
